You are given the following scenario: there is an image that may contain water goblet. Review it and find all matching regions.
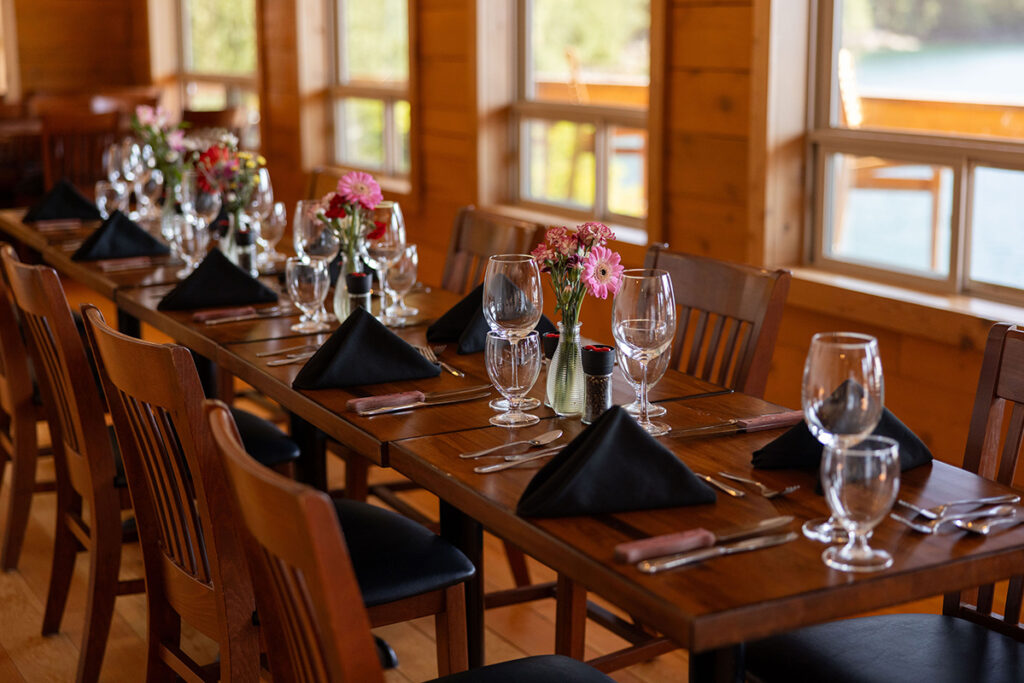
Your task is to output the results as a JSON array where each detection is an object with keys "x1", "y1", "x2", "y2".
[
  {"x1": 293, "y1": 199, "x2": 340, "y2": 262},
  {"x1": 386, "y1": 244, "x2": 419, "y2": 317},
  {"x1": 821, "y1": 436, "x2": 900, "y2": 572},
  {"x1": 171, "y1": 215, "x2": 209, "y2": 279},
  {"x1": 259, "y1": 201, "x2": 287, "y2": 265},
  {"x1": 486, "y1": 331, "x2": 542, "y2": 428},
  {"x1": 483, "y1": 254, "x2": 544, "y2": 412},
  {"x1": 95, "y1": 180, "x2": 127, "y2": 219},
  {"x1": 613, "y1": 269, "x2": 677, "y2": 436},
  {"x1": 360, "y1": 201, "x2": 406, "y2": 326},
  {"x1": 286, "y1": 256, "x2": 331, "y2": 333},
  {"x1": 617, "y1": 345, "x2": 669, "y2": 418},
  {"x1": 801, "y1": 332, "x2": 885, "y2": 543}
]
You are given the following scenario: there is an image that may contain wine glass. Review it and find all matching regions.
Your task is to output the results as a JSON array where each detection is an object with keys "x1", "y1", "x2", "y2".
[
  {"x1": 250, "y1": 168, "x2": 274, "y2": 221},
  {"x1": 360, "y1": 201, "x2": 406, "y2": 326},
  {"x1": 179, "y1": 170, "x2": 221, "y2": 232},
  {"x1": 617, "y1": 345, "x2": 669, "y2": 418},
  {"x1": 612, "y1": 269, "x2": 677, "y2": 436},
  {"x1": 286, "y1": 256, "x2": 331, "y2": 333},
  {"x1": 102, "y1": 143, "x2": 123, "y2": 184},
  {"x1": 293, "y1": 199, "x2": 340, "y2": 262},
  {"x1": 385, "y1": 244, "x2": 419, "y2": 318},
  {"x1": 486, "y1": 331, "x2": 542, "y2": 428},
  {"x1": 135, "y1": 167, "x2": 164, "y2": 223},
  {"x1": 821, "y1": 436, "x2": 900, "y2": 572},
  {"x1": 483, "y1": 254, "x2": 544, "y2": 412},
  {"x1": 94, "y1": 180, "x2": 127, "y2": 220},
  {"x1": 171, "y1": 215, "x2": 209, "y2": 279},
  {"x1": 259, "y1": 201, "x2": 287, "y2": 265},
  {"x1": 801, "y1": 332, "x2": 885, "y2": 543}
]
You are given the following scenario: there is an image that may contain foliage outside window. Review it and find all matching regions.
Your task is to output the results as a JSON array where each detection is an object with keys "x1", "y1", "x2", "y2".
[{"x1": 812, "y1": 0, "x2": 1024, "y2": 301}]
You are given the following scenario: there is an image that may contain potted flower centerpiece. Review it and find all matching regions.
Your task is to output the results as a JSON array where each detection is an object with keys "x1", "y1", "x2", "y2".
[
  {"x1": 531, "y1": 223, "x2": 624, "y2": 416},
  {"x1": 131, "y1": 105, "x2": 187, "y2": 237},
  {"x1": 194, "y1": 144, "x2": 266, "y2": 264}
]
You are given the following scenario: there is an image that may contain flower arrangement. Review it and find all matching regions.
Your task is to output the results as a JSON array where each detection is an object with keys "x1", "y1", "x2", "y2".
[
  {"x1": 316, "y1": 170, "x2": 385, "y2": 256},
  {"x1": 194, "y1": 145, "x2": 266, "y2": 214},
  {"x1": 131, "y1": 106, "x2": 187, "y2": 187}
]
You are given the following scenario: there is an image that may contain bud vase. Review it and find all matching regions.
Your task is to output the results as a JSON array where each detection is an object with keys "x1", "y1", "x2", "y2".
[
  {"x1": 546, "y1": 321, "x2": 584, "y2": 416},
  {"x1": 332, "y1": 244, "x2": 364, "y2": 322}
]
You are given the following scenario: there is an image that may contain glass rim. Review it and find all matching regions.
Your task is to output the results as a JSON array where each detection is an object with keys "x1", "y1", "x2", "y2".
[
  {"x1": 619, "y1": 268, "x2": 669, "y2": 279},
  {"x1": 488, "y1": 254, "x2": 535, "y2": 263},
  {"x1": 810, "y1": 331, "x2": 878, "y2": 348},
  {"x1": 834, "y1": 435, "x2": 899, "y2": 455},
  {"x1": 486, "y1": 329, "x2": 539, "y2": 341}
]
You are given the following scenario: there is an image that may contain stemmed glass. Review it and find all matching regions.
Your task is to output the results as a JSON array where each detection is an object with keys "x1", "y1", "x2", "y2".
[
  {"x1": 617, "y1": 346, "x2": 669, "y2": 418},
  {"x1": 171, "y1": 215, "x2": 209, "y2": 279},
  {"x1": 486, "y1": 331, "x2": 542, "y2": 427},
  {"x1": 483, "y1": 254, "x2": 543, "y2": 412},
  {"x1": 249, "y1": 168, "x2": 274, "y2": 260},
  {"x1": 135, "y1": 166, "x2": 164, "y2": 224},
  {"x1": 801, "y1": 332, "x2": 885, "y2": 543},
  {"x1": 821, "y1": 436, "x2": 900, "y2": 572},
  {"x1": 178, "y1": 170, "x2": 221, "y2": 234},
  {"x1": 361, "y1": 202, "x2": 406, "y2": 326},
  {"x1": 613, "y1": 269, "x2": 677, "y2": 436},
  {"x1": 293, "y1": 199, "x2": 340, "y2": 323},
  {"x1": 95, "y1": 180, "x2": 128, "y2": 220},
  {"x1": 386, "y1": 244, "x2": 420, "y2": 318},
  {"x1": 286, "y1": 256, "x2": 331, "y2": 333},
  {"x1": 259, "y1": 201, "x2": 287, "y2": 266}
]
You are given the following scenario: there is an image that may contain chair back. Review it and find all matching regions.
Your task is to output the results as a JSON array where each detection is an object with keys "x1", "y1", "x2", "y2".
[
  {"x1": 182, "y1": 107, "x2": 242, "y2": 131},
  {"x1": 306, "y1": 165, "x2": 347, "y2": 200},
  {"x1": 0, "y1": 260, "x2": 37, "y2": 441},
  {"x1": 442, "y1": 207, "x2": 545, "y2": 295},
  {"x1": 207, "y1": 400, "x2": 383, "y2": 683},
  {"x1": 81, "y1": 305, "x2": 259, "y2": 680},
  {"x1": 39, "y1": 110, "x2": 119, "y2": 192},
  {"x1": 643, "y1": 245, "x2": 791, "y2": 398},
  {"x1": 945, "y1": 322, "x2": 1024, "y2": 641}
]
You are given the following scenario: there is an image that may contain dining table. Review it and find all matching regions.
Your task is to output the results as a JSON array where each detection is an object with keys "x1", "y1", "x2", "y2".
[{"x1": 2, "y1": 207, "x2": 1024, "y2": 682}]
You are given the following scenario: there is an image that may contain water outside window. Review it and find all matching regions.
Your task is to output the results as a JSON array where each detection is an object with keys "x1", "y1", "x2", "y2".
[
  {"x1": 970, "y1": 167, "x2": 1024, "y2": 290},
  {"x1": 523, "y1": 118, "x2": 596, "y2": 210},
  {"x1": 336, "y1": 98, "x2": 385, "y2": 170}
]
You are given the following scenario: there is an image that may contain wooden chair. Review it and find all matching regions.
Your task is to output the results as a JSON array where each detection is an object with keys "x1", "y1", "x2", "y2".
[
  {"x1": 206, "y1": 399, "x2": 616, "y2": 683},
  {"x1": 644, "y1": 244, "x2": 791, "y2": 398},
  {"x1": 441, "y1": 206, "x2": 547, "y2": 295},
  {"x1": 39, "y1": 110, "x2": 120, "y2": 193},
  {"x1": 81, "y1": 304, "x2": 260, "y2": 683},
  {"x1": 1, "y1": 246, "x2": 143, "y2": 683},
  {"x1": 306, "y1": 165, "x2": 348, "y2": 200},
  {"x1": 746, "y1": 321, "x2": 1024, "y2": 682},
  {"x1": 182, "y1": 107, "x2": 242, "y2": 136}
]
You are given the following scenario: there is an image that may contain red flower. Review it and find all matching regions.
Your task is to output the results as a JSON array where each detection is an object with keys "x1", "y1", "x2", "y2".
[
  {"x1": 366, "y1": 220, "x2": 387, "y2": 240},
  {"x1": 324, "y1": 193, "x2": 347, "y2": 220}
]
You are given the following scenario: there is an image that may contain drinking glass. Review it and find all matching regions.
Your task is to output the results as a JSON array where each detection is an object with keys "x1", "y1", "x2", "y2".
[
  {"x1": 286, "y1": 256, "x2": 331, "y2": 333},
  {"x1": 613, "y1": 269, "x2": 677, "y2": 436},
  {"x1": 293, "y1": 199, "x2": 340, "y2": 262},
  {"x1": 102, "y1": 142, "x2": 123, "y2": 184},
  {"x1": 801, "y1": 332, "x2": 885, "y2": 543},
  {"x1": 483, "y1": 254, "x2": 544, "y2": 412},
  {"x1": 179, "y1": 170, "x2": 221, "y2": 230},
  {"x1": 250, "y1": 168, "x2": 274, "y2": 221},
  {"x1": 259, "y1": 201, "x2": 287, "y2": 265},
  {"x1": 360, "y1": 201, "x2": 406, "y2": 326},
  {"x1": 617, "y1": 345, "x2": 669, "y2": 418},
  {"x1": 385, "y1": 244, "x2": 419, "y2": 318},
  {"x1": 171, "y1": 215, "x2": 209, "y2": 279},
  {"x1": 134, "y1": 167, "x2": 164, "y2": 222},
  {"x1": 821, "y1": 436, "x2": 900, "y2": 572},
  {"x1": 94, "y1": 180, "x2": 127, "y2": 219},
  {"x1": 486, "y1": 331, "x2": 542, "y2": 428}
]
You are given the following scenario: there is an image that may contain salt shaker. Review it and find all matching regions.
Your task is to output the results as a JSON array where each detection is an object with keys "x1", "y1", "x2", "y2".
[
  {"x1": 582, "y1": 344, "x2": 615, "y2": 424},
  {"x1": 346, "y1": 272, "x2": 372, "y2": 314}
]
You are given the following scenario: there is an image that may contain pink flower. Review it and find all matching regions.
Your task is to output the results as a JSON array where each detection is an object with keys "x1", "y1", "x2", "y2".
[
  {"x1": 582, "y1": 245, "x2": 624, "y2": 299},
  {"x1": 544, "y1": 226, "x2": 576, "y2": 255},
  {"x1": 135, "y1": 105, "x2": 156, "y2": 127},
  {"x1": 167, "y1": 129, "x2": 186, "y2": 152},
  {"x1": 530, "y1": 241, "x2": 554, "y2": 264},
  {"x1": 337, "y1": 171, "x2": 382, "y2": 210},
  {"x1": 577, "y1": 221, "x2": 615, "y2": 248}
]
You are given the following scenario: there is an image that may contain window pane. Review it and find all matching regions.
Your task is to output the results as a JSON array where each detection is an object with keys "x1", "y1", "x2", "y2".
[
  {"x1": 528, "y1": 0, "x2": 649, "y2": 108},
  {"x1": 339, "y1": 0, "x2": 408, "y2": 84},
  {"x1": 336, "y1": 98, "x2": 385, "y2": 169},
  {"x1": 395, "y1": 99, "x2": 411, "y2": 175},
  {"x1": 183, "y1": 82, "x2": 261, "y2": 149},
  {"x1": 523, "y1": 118, "x2": 596, "y2": 210},
  {"x1": 970, "y1": 167, "x2": 1024, "y2": 289},
  {"x1": 184, "y1": 0, "x2": 257, "y2": 76},
  {"x1": 608, "y1": 126, "x2": 647, "y2": 217},
  {"x1": 837, "y1": 0, "x2": 1024, "y2": 140},
  {"x1": 824, "y1": 152, "x2": 953, "y2": 276}
]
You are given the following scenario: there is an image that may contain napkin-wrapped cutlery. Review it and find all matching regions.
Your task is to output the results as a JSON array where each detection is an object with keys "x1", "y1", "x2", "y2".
[
  {"x1": 614, "y1": 515, "x2": 795, "y2": 563},
  {"x1": 353, "y1": 386, "x2": 492, "y2": 416},
  {"x1": 637, "y1": 531, "x2": 799, "y2": 574}
]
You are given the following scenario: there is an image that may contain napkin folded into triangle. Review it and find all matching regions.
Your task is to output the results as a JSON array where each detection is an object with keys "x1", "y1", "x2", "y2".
[
  {"x1": 516, "y1": 406, "x2": 716, "y2": 517},
  {"x1": 71, "y1": 210, "x2": 170, "y2": 261},
  {"x1": 427, "y1": 282, "x2": 556, "y2": 354},
  {"x1": 157, "y1": 249, "x2": 278, "y2": 311},
  {"x1": 23, "y1": 179, "x2": 102, "y2": 222},
  {"x1": 292, "y1": 307, "x2": 441, "y2": 389}
]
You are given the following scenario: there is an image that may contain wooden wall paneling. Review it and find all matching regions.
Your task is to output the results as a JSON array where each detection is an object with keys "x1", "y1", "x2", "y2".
[
  {"x1": 666, "y1": 132, "x2": 748, "y2": 205},
  {"x1": 2, "y1": 0, "x2": 21, "y2": 102},
  {"x1": 671, "y1": 3, "x2": 752, "y2": 71},
  {"x1": 646, "y1": 0, "x2": 668, "y2": 246},
  {"x1": 669, "y1": 70, "x2": 751, "y2": 138}
]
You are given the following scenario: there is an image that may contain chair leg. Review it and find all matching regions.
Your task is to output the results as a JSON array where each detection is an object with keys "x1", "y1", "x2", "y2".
[
  {"x1": 434, "y1": 584, "x2": 468, "y2": 676},
  {"x1": 555, "y1": 574, "x2": 587, "y2": 660},
  {"x1": 75, "y1": 517, "x2": 120, "y2": 683},
  {"x1": 1, "y1": 427, "x2": 37, "y2": 571},
  {"x1": 146, "y1": 601, "x2": 180, "y2": 683},
  {"x1": 504, "y1": 542, "x2": 532, "y2": 587},
  {"x1": 42, "y1": 505, "x2": 80, "y2": 635},
  {"x1": 343, "y1": 449, "x2": 369, "y2": 502}
]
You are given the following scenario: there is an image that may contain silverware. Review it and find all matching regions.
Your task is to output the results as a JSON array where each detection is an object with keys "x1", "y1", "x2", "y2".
[
  {"x1": 266, "y1": 352, "x2": 316, "y2": 367},
  {"x1": 695, "y1": 473, "x2": 745, "y2": 498},
  {"x1": 205, "y1": 306, "x2": 295, "y2": 325},
  {"x1": 896, "y1": 494, "x2": 1021, "y2": 520},
  {"x1": 415, "y1": 345, "x2": 465, "y2": 378},
  {"x1": 890, "y1": 505, "x2": 1019, "y2": 534},
  {"x1": 637, "y1": 532, "x2": 799, "y2": 574},
  {"x1": 474, "y1": 448, "x2": 560, "y2": 473},
  {"x1": 459, "y1": 429, "x2": 563, "y2": 459},
  {"x1": 717, "y1": 472, "x2": 801, "y2": 499},
  {"x1": 954, "y1": 512, "x2": 1024, "y2": 535},
  {"x1": 358, "y1": 388, "x2": 492, "y2": 416},
  {"x1": 255, "y1": 343, "x2": 319, "y2": 358},
  {"x1": 614, "y1": 515, "x2": 795, "y2": 563}
]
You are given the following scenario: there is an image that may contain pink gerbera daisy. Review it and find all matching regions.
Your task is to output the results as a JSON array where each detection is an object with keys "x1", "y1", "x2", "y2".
[
  {"x1": 582, "y1": 245, "x2": 624, "y2": 299},
  {"x1": 337, "y1": 171, "x2": 383, "y2": 210}
]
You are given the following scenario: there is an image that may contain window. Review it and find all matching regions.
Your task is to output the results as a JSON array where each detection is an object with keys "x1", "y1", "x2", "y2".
[
  {"x1": 179, "y1": 0, "x2": 260, "y2": 147},
  {"x1": 514, "y1": 0, "x2": 650, "y2": 229},
  {"x1": 330, "y1": 0, "x2": 411, "y2": 178},
  {"x1": 811, "y1": 0, "x2": 1024, "y2": 302}
]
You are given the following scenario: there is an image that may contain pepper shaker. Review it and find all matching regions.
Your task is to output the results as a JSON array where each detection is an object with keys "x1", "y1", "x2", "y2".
[
  {"x1": 346, "y1": 272, "x2": 372, "y2": 316},
  {"x1": 234, "y1": 225, "x2": 259, "y2": 278},
  {"x1": 582, "y1": 344, "x2": 615, "y2": 424}
]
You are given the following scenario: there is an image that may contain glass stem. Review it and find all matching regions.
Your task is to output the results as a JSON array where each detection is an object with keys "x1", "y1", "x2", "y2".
[
  {"x1": 638, "y1": 359, "x2": 650, "y2": 425},
  {"x1": 378, "y1": 265, "x2": 390, "y2": 313},
  {"x1": 510, "y1": 337, "x2": 521, "y2": 411}
]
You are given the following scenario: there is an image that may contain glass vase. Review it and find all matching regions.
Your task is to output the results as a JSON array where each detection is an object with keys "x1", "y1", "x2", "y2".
[
  {"x1": 546, "y1": 321, "x2": 584, "y2": 416},
  {"x1": 159, "y1": 181, "x2": 181, "y2": 244},
  {"x1": 332, "y1": 243, "x2": 364, "y2": 322},
  {"x1": 218, "y1": 209, "x2": 244, "y2": 264}
]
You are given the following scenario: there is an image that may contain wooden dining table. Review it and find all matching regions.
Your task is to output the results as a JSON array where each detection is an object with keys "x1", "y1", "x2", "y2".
[{"x1": 2, "y1": 207, "x2": 1024, "y2": 681}]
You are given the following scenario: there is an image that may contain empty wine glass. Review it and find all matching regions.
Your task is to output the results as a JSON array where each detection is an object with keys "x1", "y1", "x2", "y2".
[
  {"x1": 259, "y1": 201, "x2": 287, "y2": 265},
  {"x1": 293, "y1": 199, "x2": 340, "y2": 262},
  {"x1": 486, "y1": 331, "x2": 542, "y2": 428},
  {"x1": 483, "y1": 254, "x2": 543, "y2": 412},
  {"x1": 801, "y1": 332, "x2": 885, "y2": 543},
  {"x1": 250, "y1": 168, "x2": 274, "y2": 222},
  {"x1": 617, "y1": 345, "x2": 669, "y2": 418},
  {"x1": 822, "y1": 436, "x2": 900, "y2": 572},
  {"x1": 360, "y1": 201, "x2": 406, "y2": 326},
  {"x1": 172, "y1": 215, "x2": 209, "y2": 279},
  {"x1": 102, "y1": 143, "x2": 123, "y2": 184},
  {"x1": 94, "y1": 180, "x2": 128, "y2": 219},
  {"x1": 286, "y1": 256, "x2": 331, "y2": 333},
  {"x1": 385, "y1": 244, "x2": 419, "y2": 318},
  {"x1": 179, "y1": 170, "x2": 221, "y2": 232},
  {"x1": 135, "y1": 167, "x2": 164, "y2": 223},
  {"x1": 613, "y1": 269, "x2": 677, "y2": 436}
]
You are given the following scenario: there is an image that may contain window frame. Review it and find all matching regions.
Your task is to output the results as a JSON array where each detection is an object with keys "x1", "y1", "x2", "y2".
[
  {"x1": 176, "y1": 0, "x2": 259, "y2": 112},
  {"x1": 808, "y1": 0, "x2": 1024, "y2": 305}
]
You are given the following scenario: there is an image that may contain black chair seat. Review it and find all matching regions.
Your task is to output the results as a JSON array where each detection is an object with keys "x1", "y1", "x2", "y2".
[
  {"x1": 746, "y1": 613, "x2": 1024, "y2": 683},
  {"x1": 332, "y1": 498, "x2": 475, "y2": 607},
  {"x1": 431, "y1": 655, "x2": 614, "y2": 682},
  {"x1": 229, "y1": 407, "x2": 300, "y2": 467}
]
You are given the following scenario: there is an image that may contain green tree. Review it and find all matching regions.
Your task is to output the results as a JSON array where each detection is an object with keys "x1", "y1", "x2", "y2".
[{"x1": 187, "y1": 0, "x2": 257, "y2": 75}]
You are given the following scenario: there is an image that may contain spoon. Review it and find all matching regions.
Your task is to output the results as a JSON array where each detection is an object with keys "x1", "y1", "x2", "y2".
[
  {"x1": 953, "y1": 512, "x2": 1022, "y2": 535},
  {"x1": 459, "y1": 429, "x2": 563, "y2": 459},
  {"x1": 891, "y1": 505, "x2": 1019, "y2": 534}
]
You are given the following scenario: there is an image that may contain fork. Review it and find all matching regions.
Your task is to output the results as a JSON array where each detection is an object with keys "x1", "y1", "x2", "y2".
[
  {"x1": 717, "y1": 472, "x2": 800, "y2": 499},
  {"x1": 415, "y1": 345, "x2": 465, "y2": 377},
  {"x1": 896, "y1": 494, "x2": 1020, "y2": 519},
  {"x1": 890, "y1": 505, "x2": 1019, "y2": 534}
]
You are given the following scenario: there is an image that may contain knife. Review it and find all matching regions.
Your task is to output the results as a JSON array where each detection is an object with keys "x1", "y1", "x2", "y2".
[
  {"x1": 205, "y1": 307, "x2": 295, "y2": 325},
  {"x1": 357, "y1": 388, "x2": 492, "y2": 416},
  {"x1": 614, "y1": 515, "x2": 795, "y2": 563},
  {"x1": 668, "y1": 411, "x2": 805, "y2": 441},
  {"x1": 637, "y1": 531, "x2": 799, "y2": 574},
  {"x1": 347, "y1": 385, "x2": 492, "y2": 413}
]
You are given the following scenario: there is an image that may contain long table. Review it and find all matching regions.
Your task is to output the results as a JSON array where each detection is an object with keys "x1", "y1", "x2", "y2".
[{"x1": 3, "y1": 208, "x2": 1024, "y2": 681}]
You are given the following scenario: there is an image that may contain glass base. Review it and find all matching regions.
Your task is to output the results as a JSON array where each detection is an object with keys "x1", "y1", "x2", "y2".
[
  {"x1": 176, "y1": 266, "x2": 195, "y2": 279},
  {"x1": 490, "y1": 412, "x2": 540, "y2": 428},
  {"x1": 387, "y1": 303, "x2": 419, "y2": 317},
  {"x1": 823, "y1": 544, "x2": 893, "y2": 573},
  {"x1": 624, "y1": 400, "x2": 666, "y2": 417},
  {"x1": 638, "y1": 420, "x2": 671, "y2": 437},
  {"x1": 290, "y1": 320, "x2": 330, "y2": 333},
  {"x1": 491, "y1": 397, "x2": 540, "y2": 411},
  {"x1": 802, "y1": 517, "x2": 850, "y2": 544}
]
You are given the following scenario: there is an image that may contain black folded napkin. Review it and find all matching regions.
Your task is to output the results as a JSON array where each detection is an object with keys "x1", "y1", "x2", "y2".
[
  {"x1": 751, "y1": 408, "x2": 932, "y2": 471},
  {"x1": 517, "y1": 406, "x2": 716, "y2": 517},
  {"x1": 157, "y1": 249, "x2": 278, "y2": 311},
  {"x1": 292, "y1": 307, "x2": 440, "y2": 389},
  {"x1": 23, "y1": 179, "x2": 102, "y2": 222},
  {"x1": 71, "y1": 210, "x2": 170, "y2": 261},
  {"x1": 426, "y1": 283, "x2": 556, "y2": 354}
]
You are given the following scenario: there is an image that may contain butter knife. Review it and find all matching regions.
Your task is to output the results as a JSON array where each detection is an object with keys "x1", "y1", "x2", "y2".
[
  {"x1": 205, "y1": 307, "x2": 294, "y2": 325},
  {"x1": 358, "y1": 388, "x2": 491, "y2": 416},
  {"x1": 637, "y1": 531, "x2": 798, "y2": 574},
  {"x1": 614, "y1": 515, "x2": 795, "y2": 563}
]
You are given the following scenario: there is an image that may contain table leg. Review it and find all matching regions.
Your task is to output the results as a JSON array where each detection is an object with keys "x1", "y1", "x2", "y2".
[
  {"x1": 289, "y1": 413, "x2": 327, "y2": 490},
  {"x1": 688, "y1": 644, "x2": 745, "y2": 683},
  {"x1": 555, "y1": 574, "x2": 586, "y2": 659},
  {"x1": 191, "y1": 351, "x2": 218, "y2": 398},
  {"x1": 116, "y1": 309, "x2": 140, "y2": 337},
  {"x1": 440, "y1": 501, "x2": 484, "y2": 668}
]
